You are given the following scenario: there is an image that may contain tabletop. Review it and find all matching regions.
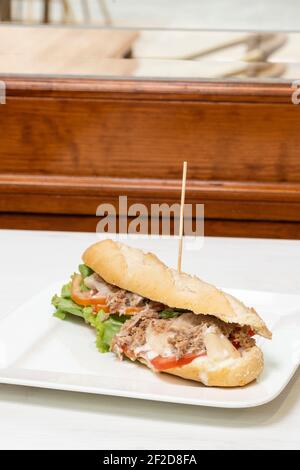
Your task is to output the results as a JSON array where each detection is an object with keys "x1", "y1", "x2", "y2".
[{"x1": 0, "y1": 229, "x2": 299, "y2": 450}]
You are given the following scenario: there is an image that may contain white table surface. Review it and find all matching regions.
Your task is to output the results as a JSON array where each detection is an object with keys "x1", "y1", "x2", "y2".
[{"x1": 0, "y1": 229, "x2": 299, "y2": 450}]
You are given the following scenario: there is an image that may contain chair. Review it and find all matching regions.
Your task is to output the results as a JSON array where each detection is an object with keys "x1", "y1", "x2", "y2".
[{"x1": 0, "y1": 0, "x2": 112, "y2": 25}]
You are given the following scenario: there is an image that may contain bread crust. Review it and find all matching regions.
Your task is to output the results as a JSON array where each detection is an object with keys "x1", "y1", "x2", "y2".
[
  {"x1": 138, "y1": 345, "x2": 263, "y2": 387},
  {"x1": 83, "y1": 239, "x2": 271, "y2": 338}
]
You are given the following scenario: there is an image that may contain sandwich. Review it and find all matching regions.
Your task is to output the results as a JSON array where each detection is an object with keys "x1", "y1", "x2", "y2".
[{"x1": 51, "y1": 239, "x2": 271, "y2": 387}]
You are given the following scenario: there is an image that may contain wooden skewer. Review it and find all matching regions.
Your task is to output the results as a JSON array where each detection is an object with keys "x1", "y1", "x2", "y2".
[{"x1": 177, "y1": 161, "x2": 187, "y2": 273}]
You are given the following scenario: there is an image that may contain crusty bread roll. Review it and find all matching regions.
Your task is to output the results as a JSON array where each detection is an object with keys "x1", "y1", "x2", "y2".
[
  {"x1": 83, "y1": 239, "x2": 271, "y2": 338},
  {"x1": 83, "y1": 239, "x2": 270, "y2": 387},
  {"x1": 153, "y1": 345, "x2": 264, "y2": 387}
]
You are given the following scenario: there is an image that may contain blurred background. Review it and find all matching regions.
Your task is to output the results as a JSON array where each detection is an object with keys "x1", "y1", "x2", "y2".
[
  {"x1": 1, "y1": 0, "x2": 299, "y2": 29},
  {"x1": 0, "y1": 0, "x2": 300, "y2": 80},
  {"x1": 1, "y1": 0, "x2": 300, "y2": 240}
]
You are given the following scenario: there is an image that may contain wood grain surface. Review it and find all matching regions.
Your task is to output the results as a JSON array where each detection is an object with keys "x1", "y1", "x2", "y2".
[
  {"x1": 0, "y1": 27, "x2": 138, "y2": 74},
  {"x1": 2, "y1": 213, "x2": 300, "y2": 240},
  {"x1": 0, "y1": 77, "x2": 299, "y2": 238}
]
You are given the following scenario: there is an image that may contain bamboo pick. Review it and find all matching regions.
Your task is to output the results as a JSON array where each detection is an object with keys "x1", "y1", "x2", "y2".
[{"x1": 177, "y1": 161, "x2": 187, "y2": 273}]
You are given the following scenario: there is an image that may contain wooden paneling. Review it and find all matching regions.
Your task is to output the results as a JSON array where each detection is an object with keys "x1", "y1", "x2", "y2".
[
  {"x1": 1, "y1": 175, "x2": 300, "y2": 222},
  {"x1": 2, "y1": 213, "x2": 300, "y2": 240},
  {"x1": 1, "y1": 97, "x2": 300, "y2": 182},
  {"x1": 0, "y1": 77, "x2": 300, "y2": 238}
]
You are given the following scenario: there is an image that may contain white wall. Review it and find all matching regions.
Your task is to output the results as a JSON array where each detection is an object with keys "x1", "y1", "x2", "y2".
[{"x1": 10, "y1": 1, "x2": 300, "y2": 32}]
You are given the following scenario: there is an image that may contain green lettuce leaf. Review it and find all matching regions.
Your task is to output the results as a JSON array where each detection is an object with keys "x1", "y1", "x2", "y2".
[
  {"x1": 52, "y1": 275, "x2": 129, "y2": 354},
  {"x1": 82, "y1": 306, "x2": 94, "y2": 324},
  {"x1": 61, "y1": 282, "x2": 71, "y2": 299},
  {"x1": 53, "y1": 309, "x2": 67, "y2": 320},
  {"x1": 51, "y1": 295, "x2": 83, "y2": 317},
  {"x1": 95, "y1": 315, "x2": 125, "y2": 353},
  {"x1": 159, "y1": 309, "x2": 183, "y2": 319},
  {"x1": 80, "y1": 281, "x2": 90, "y2": 292},
  {"x1": 79, "y1": 264, "x2": 94, "y2": 278}
]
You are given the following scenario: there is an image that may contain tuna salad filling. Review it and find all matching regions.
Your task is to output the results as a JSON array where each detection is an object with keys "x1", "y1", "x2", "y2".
[
  {"x1": 71, "y1": 270, "x2": 164, "y2": 316},
  {"x1": 111, "y1": 311, "x2": 256, "y2": 369},
  {"x1": 52, "y1": 263, "x2": 256, "y2": 369}
]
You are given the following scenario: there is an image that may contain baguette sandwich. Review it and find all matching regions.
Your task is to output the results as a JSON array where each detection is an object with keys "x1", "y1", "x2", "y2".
[{"x1": 52, "y1": 239, "x2": 271, "y2": 387}]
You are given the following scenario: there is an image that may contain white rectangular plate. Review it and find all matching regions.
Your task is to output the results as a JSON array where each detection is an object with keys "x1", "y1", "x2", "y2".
[{"x1": 0, "y1": 283, "x2": 299, "y2": 408}]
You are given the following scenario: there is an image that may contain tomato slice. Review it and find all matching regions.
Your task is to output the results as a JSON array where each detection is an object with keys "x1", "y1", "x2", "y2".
[
  {"x1": 71, "y1": 274, "x2": 107, "y2": 306},
  {"x1": 122, "y1": 346, "x2": 136, "y2": 360},
  {"x1": 92, "y1": 304, "x2": 110, "y2": 315},
  {"x1": 124, "y1": 307, "x2": 144, "y2": 315},
  {"x1": 151, "y1": 352, "x2": 206, "y2": 371}
]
